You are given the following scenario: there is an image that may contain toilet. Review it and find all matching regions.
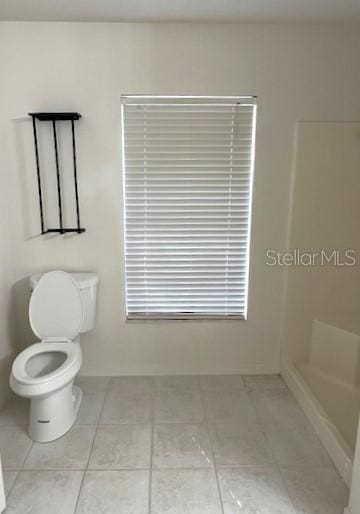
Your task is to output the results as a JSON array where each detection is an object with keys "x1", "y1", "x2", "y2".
[{"x1": 10, "y1": 270, "x2": 98, "y2": 443}]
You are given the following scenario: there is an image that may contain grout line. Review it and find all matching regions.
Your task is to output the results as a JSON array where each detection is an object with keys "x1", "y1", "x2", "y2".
[
  {"x1": 3, "y1": 469, "x2": 19, "y2": 499},
  {"x1": 72, "y1": 381, "x2": 109, "y2": 513},
  {"x1": 276, "y1": 466, "x2": 299, "y2": 513},
  {"x1": 151, "y1": 465, "x2": 218, "y2": 471},
  {"x1": 5, "y1": 427, "x2": 35, "y2": 501},
  {"x1": 246, "y1": 383, "x2": 284, "y2": 472},
  {"x1": 20, "y1": 440, "x2": 34, "y2": 472},
  {"x1": 198, "y1": 379, "x2": 225, "y2": 514},
  {"x1": 13, "y1": 464, "x2": 286, "y2": 472},
  {"x1": 98, "y1": 420, "x2": 211, "y2": 426},
  {"x1": 20, "y1": 466, "x2": 154, "y2": 472},
  {"x1": 148, "y1": 386, "x2": 155, "y2": 514},
  {"x1": 86, "y1": 466, "x2": 152, "y2": 471},
  {"x1": 246, "y1": 383, "x2": 304, "y2": 513}
]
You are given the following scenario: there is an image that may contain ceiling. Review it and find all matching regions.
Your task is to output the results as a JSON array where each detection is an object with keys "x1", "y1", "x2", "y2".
[{"x1": 0, "y1": 0, "x2": 360, "y2": 22}]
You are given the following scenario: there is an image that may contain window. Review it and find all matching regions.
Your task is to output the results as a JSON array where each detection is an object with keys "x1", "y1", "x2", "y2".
[{"x1": 121, "y1": 96, "x2": 257, "y2": 319}]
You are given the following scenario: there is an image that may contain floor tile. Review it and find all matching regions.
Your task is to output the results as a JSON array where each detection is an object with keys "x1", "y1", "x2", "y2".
[
  {"x1": 153, "y1": 390, "x2": 204, "y2": 423},
  {"x1": 23, "y1": 425, "x2": 96, "y2": 470},
  {"x1": 218, "y1": 466, "x2": 296, "y2": 514},
  {"x1": 153, "y1": 375, "x2": 200, "y2": 391},
  {"x1": 88, "y1": 424, "x2": 151, "y2": 469},
  {"x1": 243, "y1": 374, "x2": 287, "y2": 392},
  {"x1": 153, "y1": 423, "x2": 213, "y2": 468},
  {"x1": 0, "y1": 396, "x2": 29, "y2": 426},
  {"x1": 203, "y1": 390, "x2": 257, "y2": 423},
  {"x1": 200, "y1": 375, "x2": 245, "y2": 391},
  {"x1": 265, "y1": 425, "x2": 332, "y2": 467},
  {"x1": 76, "y1": 392, "x2": 106, "y2": 425},
  {"x1": 76, "y1": 470, "x2": 149, "y2": 514},
  {"x1": 3, "y1": 471, "x2": 18, "y2": 496},
  {"x1": 5, "y1": 470, "x2": 83, "y2": 514},
  {"x1": 151, "y1": 469, "x2": 222, "y2": 513},
  {"x1": 108, "y1": 376, "x2": 154, "y2": 394},
  {"x1": 100, "y1": 390, "x2": 152, "y2": 424},
  {"x1": 251, "y1": 389, "x2": 308, "y2": 430},
  {"x1": 0, "y1": 426, "x2": 32, "y2": 470},
  {"x1": 209, "y1": 423, "x2": 273, "y2": 466},
  {"x1": 75, "y1": 376, "x2": 110, "y2": 393},
  {"x1": 281, "y1": 466, "x2": 348, "y2": 514}
]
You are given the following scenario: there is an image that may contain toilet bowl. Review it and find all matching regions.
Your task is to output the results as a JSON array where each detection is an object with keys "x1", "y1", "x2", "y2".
[{"x1": 10, "y1": 270, "x2": 98, "y2": 443}]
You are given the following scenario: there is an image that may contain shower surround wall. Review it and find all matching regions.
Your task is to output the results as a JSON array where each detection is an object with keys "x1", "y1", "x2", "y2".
[
  {"x1": 282, "y1": 123, "x2": 360, "y2": 367},
  {"x1": 1, "y1": 23, "x2": 360, "y2": 376},
  {"x1": 281, "y1": 122, "x2": 360, "y2": 485}
]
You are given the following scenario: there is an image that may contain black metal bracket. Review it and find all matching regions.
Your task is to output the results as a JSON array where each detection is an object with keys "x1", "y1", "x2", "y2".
[{"x1": 29, "y1": 112, "x2": 85, "y2": 235}]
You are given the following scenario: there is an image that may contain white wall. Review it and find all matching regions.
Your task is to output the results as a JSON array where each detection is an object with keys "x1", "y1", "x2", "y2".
[
  {"x1": 0, "y1": 130, "x2": 17, "y2": 405},
  {"x1": 1, "y1": 22, "x2": 360, "y2": 376}
]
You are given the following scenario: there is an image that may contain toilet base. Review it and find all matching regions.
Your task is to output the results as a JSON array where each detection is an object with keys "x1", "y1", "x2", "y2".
[{"x1": 29, "y1": 382, "x2": 83, "y2": 442}]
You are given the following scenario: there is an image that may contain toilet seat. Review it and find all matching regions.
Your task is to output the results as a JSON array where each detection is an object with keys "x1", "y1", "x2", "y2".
[
  {"x1": 10, "y1": 342, "x2": 82, "y2": 398},
  {"x1": 12, "y1": 341, "x2": 81, "y2": 386}
]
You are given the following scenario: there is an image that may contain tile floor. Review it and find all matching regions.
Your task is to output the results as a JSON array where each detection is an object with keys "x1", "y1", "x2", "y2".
[{"x1": 0, "y1": 374, "x2": 349, "y2": 513}]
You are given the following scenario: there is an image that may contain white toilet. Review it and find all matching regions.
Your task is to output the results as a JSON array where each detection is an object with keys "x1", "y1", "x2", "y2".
[{"x1": 10, "y1": 270, "x2": 98, "y2": 443}]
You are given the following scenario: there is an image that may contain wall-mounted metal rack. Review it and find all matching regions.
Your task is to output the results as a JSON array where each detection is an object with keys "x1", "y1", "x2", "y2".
[{"x1": 29, "y1": 112, "x2": 85, "y2": 235}]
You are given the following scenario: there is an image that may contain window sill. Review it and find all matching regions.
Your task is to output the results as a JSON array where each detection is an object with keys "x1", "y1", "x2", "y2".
[{"x1": 126, "y1": 313, "x2": 246, "y2": 321}]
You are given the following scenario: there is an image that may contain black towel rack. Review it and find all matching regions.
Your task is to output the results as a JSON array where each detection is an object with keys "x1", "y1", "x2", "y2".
[{"x1": 29, "y1": 112, "x2": 85, "y2": 235}]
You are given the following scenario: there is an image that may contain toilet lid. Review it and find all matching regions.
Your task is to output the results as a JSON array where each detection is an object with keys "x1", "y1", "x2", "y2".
[{"x1": 29, "y1": 270, "x2": 83, "y2": 341}]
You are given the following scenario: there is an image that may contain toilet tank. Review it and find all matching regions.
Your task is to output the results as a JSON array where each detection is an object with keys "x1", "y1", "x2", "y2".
[{"x1": 30, "y1": 272, "x2": 99, "y2": 333}]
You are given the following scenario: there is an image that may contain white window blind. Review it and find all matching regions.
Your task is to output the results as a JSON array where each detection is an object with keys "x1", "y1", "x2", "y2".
[{"x1": 121, "y1": 96, "x2": 257, "y2": 319}]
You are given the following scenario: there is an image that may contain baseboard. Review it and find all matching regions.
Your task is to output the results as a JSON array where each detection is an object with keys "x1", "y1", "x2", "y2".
[
  {"x1": 280, "y1": 359, "x2": 353, "y2": 487},
  {"x1": 0, "y1": 456, "x2": 5, "y2": 513},
  {"x1": 79, "y1": 366, "x2": 280, "y2": 377},
  {"x1": 79, "y1": 370, "x2": 280, "y2": 377}
]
